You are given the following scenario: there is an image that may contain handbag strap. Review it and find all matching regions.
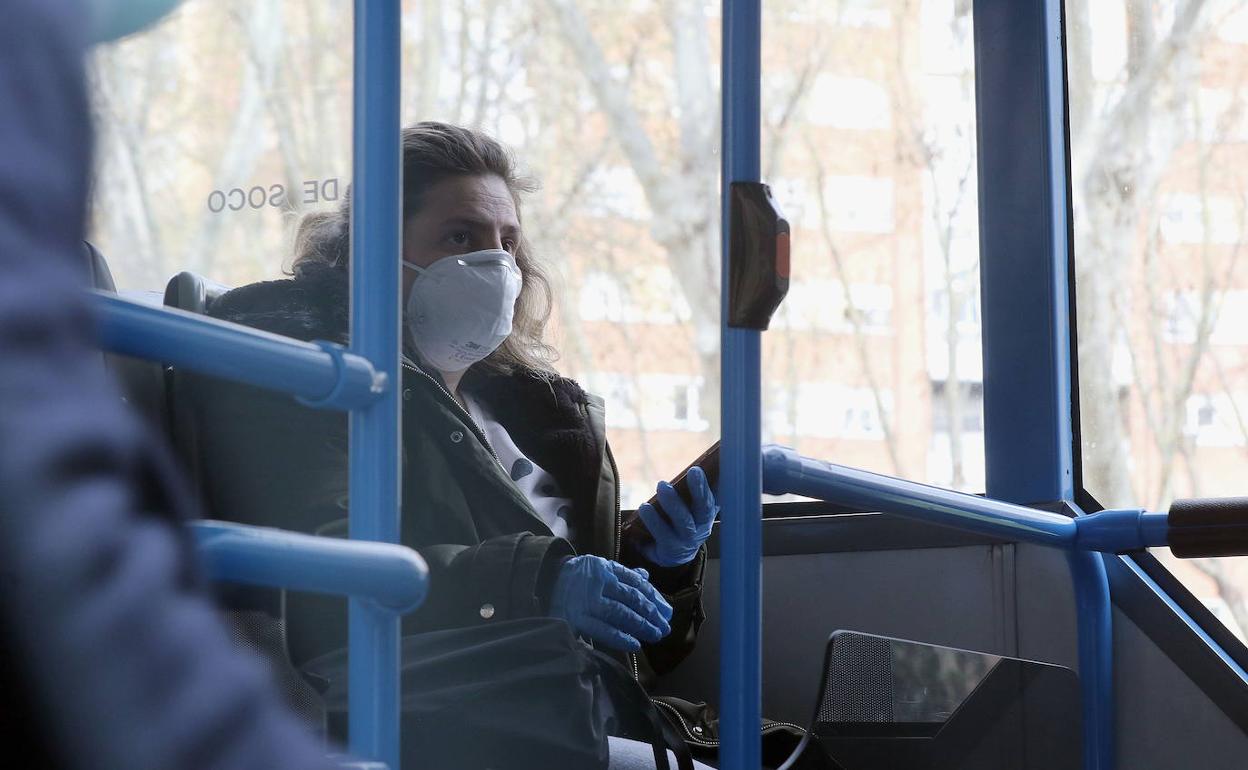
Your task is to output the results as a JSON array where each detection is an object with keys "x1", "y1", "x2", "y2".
[{"x1": 589, "y1": 650, "x2": 694, "y2": 770}]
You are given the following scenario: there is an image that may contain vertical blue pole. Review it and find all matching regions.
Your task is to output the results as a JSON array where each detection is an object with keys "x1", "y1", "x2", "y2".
[
  {"x1": 719, "y1": 1, "x2": 762, "y2": 770},
  {"x1": 349, "y1": 2, "x2": 402, "y2": 768},
  {"x1": 1068, "y1": 549, "x2": 1115, "y2": 770},
  {"x1": 975, "y1": 0, "x2": 1112, "y2": 765}
]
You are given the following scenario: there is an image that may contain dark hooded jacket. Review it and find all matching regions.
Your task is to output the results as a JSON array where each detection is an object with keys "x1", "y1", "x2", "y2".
[{"x1": 190, "y1": 265, "x2": 705, "y2": 687}]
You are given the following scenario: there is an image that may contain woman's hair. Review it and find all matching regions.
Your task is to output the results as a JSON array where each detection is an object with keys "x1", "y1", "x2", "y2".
[{"x1": 290, "y1": 121, "x2": 556, "y2": 374}]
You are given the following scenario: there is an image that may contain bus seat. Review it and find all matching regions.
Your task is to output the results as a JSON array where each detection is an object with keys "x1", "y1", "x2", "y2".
[
  {"x1": 162, "y1": 271, "x2": 229, "y2": 501},
  {"x1": 162, "y1": 270, "x2": 327, "y2": 737},
  {"x1": 83, "y1": 239, "x2": 115, "y2": 291},
  {"x1": 83, "y1": 241, "x2": 171, "y2": 434},
  {"x1": 163, "y1": 269, "x2": 229, "y2": 315}
]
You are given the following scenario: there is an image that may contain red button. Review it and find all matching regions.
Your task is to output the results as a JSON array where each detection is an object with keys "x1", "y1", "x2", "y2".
[{"x1": 775, "y1": 231, "x2": 791, "y2": 280}]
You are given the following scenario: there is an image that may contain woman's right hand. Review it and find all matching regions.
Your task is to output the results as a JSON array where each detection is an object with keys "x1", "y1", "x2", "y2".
[{"x1": 548, "y1": 555, "x2": 673, "y2": 651}]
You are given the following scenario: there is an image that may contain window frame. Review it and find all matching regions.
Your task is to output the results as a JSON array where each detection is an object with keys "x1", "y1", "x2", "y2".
[{"x1": 1053, "y1": 0, "x2": 1248, "y2": 734}]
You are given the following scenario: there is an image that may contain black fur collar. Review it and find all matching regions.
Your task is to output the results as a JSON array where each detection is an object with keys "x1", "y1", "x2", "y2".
[{"x1": 209, "y1": 265, "x2": 350, "y2": 346}]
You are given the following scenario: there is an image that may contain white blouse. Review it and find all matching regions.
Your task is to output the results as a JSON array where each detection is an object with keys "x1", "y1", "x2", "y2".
[{"x1": 463, "y1": 393, "x2": 575, "y2": 541}]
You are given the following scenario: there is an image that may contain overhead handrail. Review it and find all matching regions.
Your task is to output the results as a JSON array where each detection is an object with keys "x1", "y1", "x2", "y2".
[
  {"x1": 190, "y1": 521, "x2": 428, "y2": 615},
  {"x1": 91, "y1": 291, "x2": 386, "y2": 410}
]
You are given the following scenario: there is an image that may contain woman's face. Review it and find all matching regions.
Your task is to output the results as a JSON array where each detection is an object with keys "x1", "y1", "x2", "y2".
[{"x1": 401, "y1": 173, "x2": 520, "y2": 297}]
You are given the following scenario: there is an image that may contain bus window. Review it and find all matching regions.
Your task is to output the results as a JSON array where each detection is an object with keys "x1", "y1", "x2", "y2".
[
  {"x1": 86, "y1": 0, "x2": 726, "y2": 511},
  {"x1": 87, "y1": 1, "x2": 352, "y2": 291},
  {"x1": 1068, "y1": 0, "x2": 1248, "y2": 642},
  {"x1": 762, "y1": 0, "x2": 984, "y2": 497},
  {"x1": 88, "y1": 0, "x2": 985, "y2": 508}
]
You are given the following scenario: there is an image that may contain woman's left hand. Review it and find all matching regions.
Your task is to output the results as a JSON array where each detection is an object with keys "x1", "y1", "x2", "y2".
[{"x1": 635, "y1": 466, "x2": 719, "y2": 567}]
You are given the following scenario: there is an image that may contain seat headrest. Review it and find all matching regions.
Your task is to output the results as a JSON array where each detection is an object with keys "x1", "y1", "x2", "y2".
[
  {"x1": 163, "y1": 271, "x2": 230, "y2": 315},
  {"x1": 82, "y1": 241, "x2": 116, "y2": 292}
]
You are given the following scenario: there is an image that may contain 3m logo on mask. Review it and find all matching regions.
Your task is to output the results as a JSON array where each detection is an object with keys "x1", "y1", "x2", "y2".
[{"x1": 404, "y1": 249, "x2": 522, "y2": 372}]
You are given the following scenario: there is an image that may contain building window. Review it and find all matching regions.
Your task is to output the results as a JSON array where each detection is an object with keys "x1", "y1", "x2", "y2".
[
  {"x1": 583, "y1": 373, "x2": 639, "y2": 429},
  {"x1": 931, "y1": 381, "x2": 985, "y2": 434},
  {"x1": 578, "y1": 271, "x2": 628, "y2": 323},
  {"x1": 646, "y1": 375, "x2": 706, "y2": 431},
  {"x1": 1160, "y1": 193, "x2": 1243, "y2": 245},
  {"x1": 807, "y1": 75, "x2": 892, "y2": 130},
  {"x1": 775, "y1": 383, "x2": 892, "y2": 440},
  {"x1": 581, "y1": 373, "x2": 706, "y2": 432},
  {"x1": 1162, "y1": 291, "x2": 1199, "y2": 344},
  {"x1": 845, "y1": 283, "x2": 893, "y2": 332},
  {"x1": 774, "y1": 281, "x2": 893, "y2": 334},
  {"x1": 583, "y1": 165, "x2": 649, "y2": 221},
  {"x1": 822, "y1": 176, "x2": 895, "y2": 234},
  {"x1": 1185, "y1": 393, "x2": 1247, "y2": 448}
]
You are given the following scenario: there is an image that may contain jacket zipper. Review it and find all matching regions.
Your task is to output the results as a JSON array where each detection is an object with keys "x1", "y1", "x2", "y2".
[
  {"x1": 402, "y1": 361, "x2": 503, "y2": 469},
  {"x1": 605, "y1": 442, "x2": 641, "y2": 682},
  {"x1": 651, "y1": 700, "x2": 807, "y2": 747},
  {"x1": 413, "y1": 371, "x2": 639, "y2": 681}
]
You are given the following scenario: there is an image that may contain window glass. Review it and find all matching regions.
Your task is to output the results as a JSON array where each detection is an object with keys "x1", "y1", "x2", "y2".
[
  {"x1": 88, "y1": 0, "x2": 981, "y2": 512},
  {"x1": 1068, "y1": 0, "x2": 1248, "y2": 641},
  {"x1": 762, "y1": 0, "x2": 984, "y2": 495},
  {"x1": 87, "y1": 0, "x2": 722, "y2": 511},
  {"x1": 88, "y1": 1, "x2": 353, "y2": 291}
]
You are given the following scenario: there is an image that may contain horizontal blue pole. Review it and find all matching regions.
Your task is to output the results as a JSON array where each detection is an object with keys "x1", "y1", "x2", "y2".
[
  {"x1": 1074, "y1": 509, "x2": 1169, "y2": 552},
  {"x1": 91, "y1": 291, "x2": 386, "y2": 410},
  {"x1": 763, "y1": 446, "x2": 1178, "y2": 554},
  {"x1": 189, "y1": 521, "x2": 428, "y2": 614},
  {"x1": 763, "y1": 445, "x2": 1078, "y2": 547}
]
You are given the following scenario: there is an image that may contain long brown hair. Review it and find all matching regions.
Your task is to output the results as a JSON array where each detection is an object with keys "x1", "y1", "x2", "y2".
[{"x1": 290, "y1": 122, "x2": 556, "y2": 374}]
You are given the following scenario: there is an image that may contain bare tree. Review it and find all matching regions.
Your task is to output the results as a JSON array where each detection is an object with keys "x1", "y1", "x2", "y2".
[
  {"x1": 541, "y1": 0, "x2": 724, "y2": 432},
  {"x1": 1069, "y1": 0, "x2": 1211, "y2": 508}
]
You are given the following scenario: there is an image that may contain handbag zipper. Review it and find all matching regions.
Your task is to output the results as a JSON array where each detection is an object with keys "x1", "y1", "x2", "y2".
[
  {"x1": 653, "y1": 699, "x2": 718, "y2": 747},
  {"x1": 651, "y1": 699, "x2": 808, "y2": 748}
]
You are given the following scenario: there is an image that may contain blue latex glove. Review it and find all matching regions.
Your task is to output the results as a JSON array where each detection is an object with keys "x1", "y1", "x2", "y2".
[
  {"x1": 549, "y1": 555, "x2": 673, "y2": 652},
  {"x1": 636, "y1": 466, "x2": 719, "y2": 567}
]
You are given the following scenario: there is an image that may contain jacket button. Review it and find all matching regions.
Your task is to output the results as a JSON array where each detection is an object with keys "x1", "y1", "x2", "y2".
[
  {"x1": 402, "y1": 389, "x2": 412, "y2": 401},
  {"x1": 450, "y1": 430, "x2": 464, "y2": 443},
  {"x1": 479, "y1": 603, "x2": 495, "y2": 619}
]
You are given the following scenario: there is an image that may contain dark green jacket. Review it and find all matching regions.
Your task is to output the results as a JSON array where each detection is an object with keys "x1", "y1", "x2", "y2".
[{"x1": 190, "y1": 267, "x2": 704, "y2": 686}]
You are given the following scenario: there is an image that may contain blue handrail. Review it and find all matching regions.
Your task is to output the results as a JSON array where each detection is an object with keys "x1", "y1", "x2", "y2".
[
  {"x1": 190, "y1": 521, "x2": 428, "y2": 614},
  {"x1": 92, "y1": 292, "x2": 385, "y2": 410},
  {"x1": 762, "y1": 446, "x2": 1171, "y2": 553},
  {"x1": 345, "y1": 1, "x2": 404, "y2": 767},
  {"x1": 762, "y1": 444, "x2": 1184, "y2": 770},
  {"x1": 718, "y1": 1, "x2": 764, "y2": 769},
  {"x1": 90, "y1": 0, "x2": 408, "y2": 765}
]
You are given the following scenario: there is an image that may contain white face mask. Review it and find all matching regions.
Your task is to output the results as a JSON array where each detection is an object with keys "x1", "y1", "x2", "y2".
[{"x1": 404, "y1": 249, "x2": 522, "y2": 373}]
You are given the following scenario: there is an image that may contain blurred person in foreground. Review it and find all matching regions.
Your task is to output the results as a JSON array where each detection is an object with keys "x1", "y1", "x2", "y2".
[{"x1": 0, "y1": 1, "x2": 337, "y2": 767}]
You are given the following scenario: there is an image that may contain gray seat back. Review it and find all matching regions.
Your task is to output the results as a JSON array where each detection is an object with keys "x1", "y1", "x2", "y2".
[
  {"x1": 161, "y1": 271, "x2": 327, "y2": 737},
  {"x1": 84, "y1": 241, "x2": 171, "y2": 435}
]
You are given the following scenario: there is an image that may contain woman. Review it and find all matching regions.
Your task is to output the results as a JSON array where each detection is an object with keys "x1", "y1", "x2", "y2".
[{"x1": 194, "y1": 122, "x2": 721, "y2": 768}]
